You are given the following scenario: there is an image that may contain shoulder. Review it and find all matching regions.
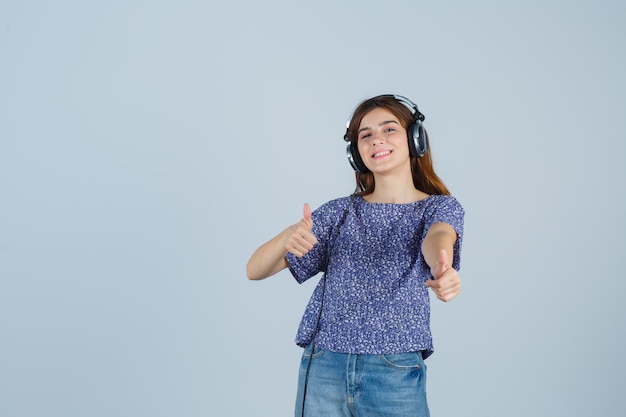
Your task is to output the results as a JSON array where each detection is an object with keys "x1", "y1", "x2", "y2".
[
  {"x1": 421, "y1": 195, "x2": 465, "y2": 228},
  {"x1": 315, "y1": 195, "x2": 355, "y2": 213},
  {"x1": 311, "y1": 195, "x2": 356, "y2": 224},
  {"x1": 425, "y1": 194, "x2": 464, "y2": 213}
]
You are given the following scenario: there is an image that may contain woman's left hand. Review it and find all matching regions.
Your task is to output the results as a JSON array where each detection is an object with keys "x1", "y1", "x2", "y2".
[{"x1": 425, "y1": 249, "x2": 461, "y2": 302}]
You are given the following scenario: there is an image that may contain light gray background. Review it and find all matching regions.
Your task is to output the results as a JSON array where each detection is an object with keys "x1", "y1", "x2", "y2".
[{"x1": 1, "y1": 1, "x2": 624, "y2": 416}]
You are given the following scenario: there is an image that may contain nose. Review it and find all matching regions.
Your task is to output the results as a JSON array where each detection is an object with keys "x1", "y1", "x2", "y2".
[{"x1": 371, "y1": 132, "x2": 385, "y2": 145}]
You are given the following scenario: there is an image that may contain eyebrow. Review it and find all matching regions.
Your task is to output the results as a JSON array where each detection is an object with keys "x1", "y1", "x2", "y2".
[{"x1": 357, "y1": 120, "x2": 400, "y2": 135}]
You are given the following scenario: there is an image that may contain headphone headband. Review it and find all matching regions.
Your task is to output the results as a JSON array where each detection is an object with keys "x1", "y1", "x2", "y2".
[{"x1": 389, "y1": 94, "x2": 425, "y2": 121}]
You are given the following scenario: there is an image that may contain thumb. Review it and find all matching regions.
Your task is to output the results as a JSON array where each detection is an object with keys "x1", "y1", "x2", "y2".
[
  {"x1": 432, "y1": 249, "x2": 449, "y2": 279},
  {"x1": 438, "y1": 249, "x2": 449, "y2": 270},
  {"x1": 302, "y1": 203, "x2": 313, "y2": 230}
]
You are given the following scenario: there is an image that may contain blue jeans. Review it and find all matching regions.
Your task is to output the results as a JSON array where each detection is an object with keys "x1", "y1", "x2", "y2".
[{"x1": 295, "y1": 344, "x2": 430, "y2": 417}]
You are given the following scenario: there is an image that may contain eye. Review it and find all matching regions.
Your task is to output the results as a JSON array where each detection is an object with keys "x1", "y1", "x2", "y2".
[
  {"x1": 359, "y1": 132, "x2": 371, "y2": 140},
  {"x1": 385, "y1": 127, "x2": 396, "y2": 133}
]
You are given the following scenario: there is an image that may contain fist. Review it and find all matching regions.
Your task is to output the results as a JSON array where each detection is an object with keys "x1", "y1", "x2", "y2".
[
  {"x1": 286, "y1": 203, "x2": 318, "y2": 258},
  {"x1": 424, "y1": 249, "x2": 461, "y2": 302}
]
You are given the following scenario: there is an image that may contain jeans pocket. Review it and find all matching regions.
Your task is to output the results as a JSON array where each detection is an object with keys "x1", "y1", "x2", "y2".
[
  {"x1": 302, "y1": 343, "x2": 325, "y2": 360},
  {"x1": 379, "y1": 351, "x2": 423, "y2": 370}
]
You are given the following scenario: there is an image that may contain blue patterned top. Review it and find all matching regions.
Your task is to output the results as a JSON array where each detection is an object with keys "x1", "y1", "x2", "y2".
[{"x1": 286, "y1": 195, "x2": 464, "y2": 358}]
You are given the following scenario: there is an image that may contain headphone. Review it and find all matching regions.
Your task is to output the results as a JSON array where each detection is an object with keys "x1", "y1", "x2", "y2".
[{"x1": 343, "y1": 94, "x2": 428, "y2": 174}]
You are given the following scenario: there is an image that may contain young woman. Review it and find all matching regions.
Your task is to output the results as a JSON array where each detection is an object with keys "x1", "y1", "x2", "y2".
[{"x1": 247, "y1": 94, "x2": 464, "y2": 417}]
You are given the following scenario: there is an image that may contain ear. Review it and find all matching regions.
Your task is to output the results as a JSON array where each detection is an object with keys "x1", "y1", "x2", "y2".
[
  {"x1": 408, "y1": 121, "x2": 428, "y2": 158},
  {"x1": 346, "y1": 141, "x2": 369, "y2": 174}
]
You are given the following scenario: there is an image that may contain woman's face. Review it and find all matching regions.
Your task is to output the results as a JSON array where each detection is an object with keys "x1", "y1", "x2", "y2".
[{"x1": 356, "y1": 107, "x2": 410, "y2": 175}]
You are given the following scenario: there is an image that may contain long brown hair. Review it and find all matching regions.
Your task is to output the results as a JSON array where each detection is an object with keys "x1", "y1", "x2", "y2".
[{"x1": 346, "y1": 95, "x2": 450, "y2": 196}]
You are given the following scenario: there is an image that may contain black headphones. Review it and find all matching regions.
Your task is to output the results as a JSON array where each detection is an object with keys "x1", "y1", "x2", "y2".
[{"x1": 343, "y1": 94, "x2": 428, "y2": 174}]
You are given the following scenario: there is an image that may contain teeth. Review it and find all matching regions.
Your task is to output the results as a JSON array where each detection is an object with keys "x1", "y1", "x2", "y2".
[{"x1": 373, "y1": 151, "x2": 391, "y2": 158}]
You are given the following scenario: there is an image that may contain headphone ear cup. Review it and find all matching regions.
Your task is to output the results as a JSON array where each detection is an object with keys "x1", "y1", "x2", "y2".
[
  {"x1": 346, "y1": 142, "x2": 369, "y2": 174},
  {"x1": 408, "y1": 121, "x2": 428, "y2": 158}
]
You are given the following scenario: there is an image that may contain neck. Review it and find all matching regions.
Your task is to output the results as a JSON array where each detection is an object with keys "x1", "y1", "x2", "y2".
[{"x1": 365, "y1": 171, "x2": 428, "y2": 204}]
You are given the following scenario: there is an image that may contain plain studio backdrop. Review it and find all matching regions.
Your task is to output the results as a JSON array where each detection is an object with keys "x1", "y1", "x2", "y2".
[{"x1": 1, "y1": 1, "x2": 624, "y2": 416}]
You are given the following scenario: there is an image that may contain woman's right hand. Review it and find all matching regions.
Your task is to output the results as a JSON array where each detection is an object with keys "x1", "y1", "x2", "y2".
[
  {"x1": 247, "y1": 203, "x2": 318, "y2": 280},
  {"x1": 286, "y1": 203, "x2": 318, "y2": 258}
]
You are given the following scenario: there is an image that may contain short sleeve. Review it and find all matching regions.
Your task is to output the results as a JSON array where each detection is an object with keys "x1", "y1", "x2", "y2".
[
  {"x1": 285, "y1": 198, "x2": 350, "y2": 283},
  {"x1": 423, "y1": 195, "x2": 465, "y2": 270}
]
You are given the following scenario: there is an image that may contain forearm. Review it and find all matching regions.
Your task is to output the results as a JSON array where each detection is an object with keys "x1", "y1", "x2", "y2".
[
  {"x1": 421, "y1": 223, "x2": 457, "y2": 271},
  {"x1": 246, "y1": 227, "x2": 292, "y2": 280}
]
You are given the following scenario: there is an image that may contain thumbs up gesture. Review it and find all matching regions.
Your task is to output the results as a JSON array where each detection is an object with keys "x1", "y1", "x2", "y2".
[
  {"x1": 286, "y1": 203, "x2": 318, "y2": 258},
  {"x1": 424, "y1": 249, "x2": 461, "y2": 302}
]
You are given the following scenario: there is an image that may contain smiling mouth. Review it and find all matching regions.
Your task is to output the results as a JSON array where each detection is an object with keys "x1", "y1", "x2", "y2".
[{"x1": 372, "y1": 150, "x2": 392, "y2": 158}]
